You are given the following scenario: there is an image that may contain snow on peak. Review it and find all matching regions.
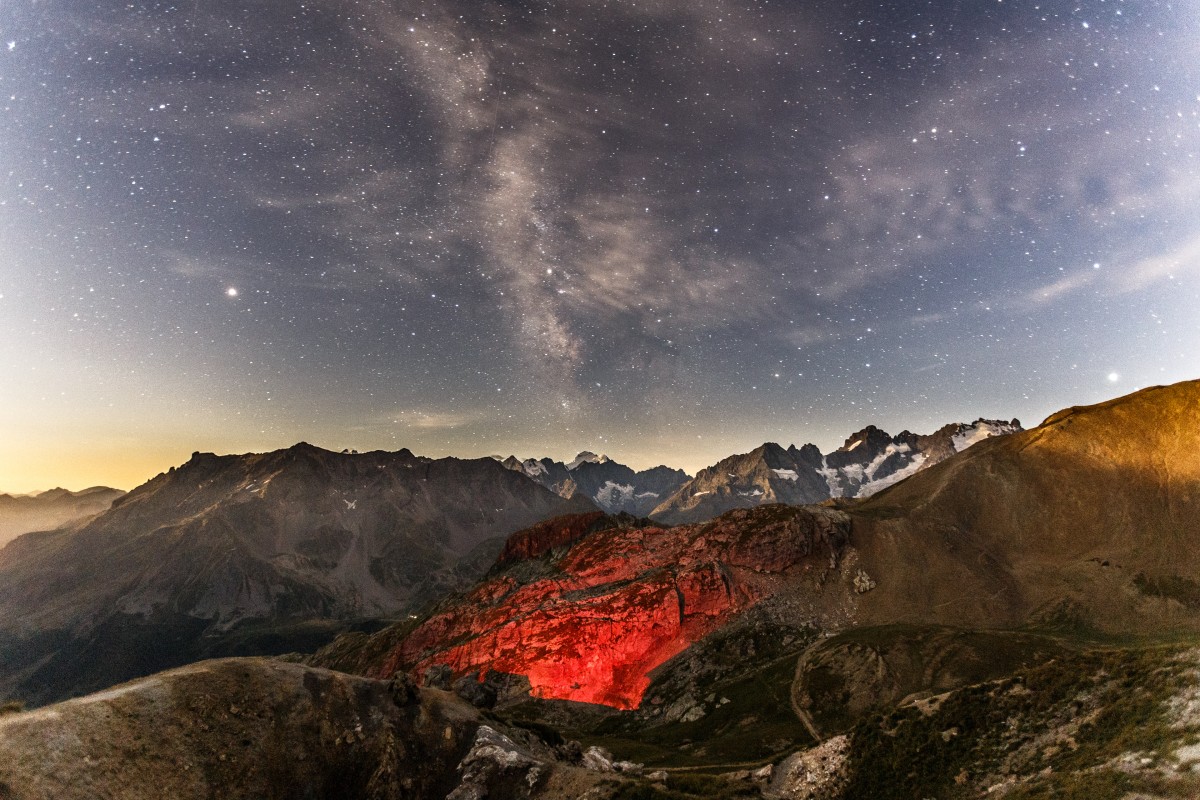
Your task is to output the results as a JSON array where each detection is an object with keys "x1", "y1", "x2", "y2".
[
  {"x1": 594, "y1": 481, "x2": 635, "y2": 509},
  {"x1": 817, "y1": 457, "x2": 844, "y2": 498},
  {"x1": 951, "y1": 420, "x2": 1021, "y2": 453},
  {"x1": 521, "y1": 459, "x2": 548, "y2": 477},
  {"x1": 856, "y1": 453, "x2": 928, "y2": 498},
  {"x1": 771, "y1": 468, "x2": 800, "y2": 481},
  {"x1": 567, "y1": 451, "x2": 610, "y2": 470}
]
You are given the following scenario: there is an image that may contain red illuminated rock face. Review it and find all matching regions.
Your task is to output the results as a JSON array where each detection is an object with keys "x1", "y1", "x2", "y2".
[
  {"x1": 495, "y1": 511, "x2": 610, "y2": 565},
  {"x1": 370, "y1": 505, "x2": 850, "y2": 710}
]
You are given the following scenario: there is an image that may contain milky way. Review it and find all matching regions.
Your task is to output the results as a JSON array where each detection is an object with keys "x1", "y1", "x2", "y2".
[{"x1": 1, "y1": 0, "x2": 1199, "y2": 490}]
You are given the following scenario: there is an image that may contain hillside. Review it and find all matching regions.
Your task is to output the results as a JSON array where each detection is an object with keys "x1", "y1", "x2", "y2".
[
  {"x1": 0, "y1": 657, "x2": 618, "y2": 800},
  {"x1": 849, "y1": 379, "x2": 1200, "y2": 633},
  {"x1": 0, "y1": 443, "x2": 594, "y2": 705}
]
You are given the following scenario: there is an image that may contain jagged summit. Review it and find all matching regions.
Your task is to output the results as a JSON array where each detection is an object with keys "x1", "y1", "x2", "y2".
[
  {"x1": 567, "y1": 451, "x2": 611, "y2": 470},
  {"x1": 498, "y1": 454, "x2": 689, "y2": 517},
  {"x1": 492, "y1": 416, "x2": 1022, "y2": 525},
  {"x1": 649, "y1": 417, "x2": 1022, "y2": 524}
]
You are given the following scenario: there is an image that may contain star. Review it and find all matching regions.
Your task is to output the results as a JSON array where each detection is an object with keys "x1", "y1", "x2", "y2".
[{"x1": 226, "y1": 287, "x2": 239, "y2": 298}]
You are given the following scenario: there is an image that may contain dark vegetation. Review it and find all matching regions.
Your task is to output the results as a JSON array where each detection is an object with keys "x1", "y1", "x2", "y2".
[
  {"x1": 1134, "y1": 573, "x2": 1200, "y2": 611},
  {"x1": 843, "y1": 645, "x2": 1200, "y2": 799},
  {"x1": 606, "y1": 773, "x2": 759, "y2": 800},
  {"x1": 526, "y1": 621, "x2": 818, "y2": 769}
]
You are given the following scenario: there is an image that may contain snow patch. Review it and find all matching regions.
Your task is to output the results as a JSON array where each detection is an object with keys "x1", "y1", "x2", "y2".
[
  {"x1": 568, "y1": 451, "x2": 610, "y2": 470},
  {"x1": 817, "y1": 457, "x2": 843, "y2": 498},
  {"x1": 521, "y1": 459, "x2": 547, "y2": 477},
  {"x1": 862, "y1": 443, "x2": 910, "y2": 481},
  {"x1": 857, "y1": 453, "x2": 928, "y2": 497},
  {"x1": 738, "y1": 488, "x2": 765, "y2": 498},
  {"x1": 952, "y1": 420, "x2": 1019, "y2": 452},
  {"x1": 594, "y1": 481, "x2": 635, "y2": 510},
  {"x1": 771, "y1": 468, "x2": 799, "y2": 481}
]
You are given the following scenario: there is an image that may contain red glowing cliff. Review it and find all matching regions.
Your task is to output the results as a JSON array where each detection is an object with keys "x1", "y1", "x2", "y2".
[{"x1": 369, "y1": 505, "x2": 851, "y2": 710}]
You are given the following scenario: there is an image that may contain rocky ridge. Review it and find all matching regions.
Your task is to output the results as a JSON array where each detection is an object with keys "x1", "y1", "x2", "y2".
[
  {"x1": 336, "y1": 505, "x2": 852, "y2": 710},
  {"x1": 498, "y1": 452, "x2": 691, "y2": 517},
  {"x1": 650, "y1": 418, "x2": 1021, "y2": 525},
  {"x1": 0, "y1": 657, "x2": 619, "y2": 800}
]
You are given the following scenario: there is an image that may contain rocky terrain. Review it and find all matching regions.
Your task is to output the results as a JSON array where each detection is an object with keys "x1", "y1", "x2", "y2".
[
  {"x1": 848, "y1": 379, "x2": 1200, "y2": 634},
  {"x1": 0, "y1": 486, "x2": 124, "y2": 547},
  {"x1": 7, "y1": 381, "x2": 1200, "y2": 799},
  {"x1": 11, "y1": 641, "x2": 1200, "y2": 799},
  {"x1": 499, "y1": 452, "x2": 691, "y2": 517},
  {"x1": 303, "y1": 380, "x2": 1200, "y2": 798},
  {"x1": 318, "y1": 504, "x2": 853, "y2": 710},
  {"x1": 0, "y1": 657, "x2": 624, "y2": 800},
  {"x1": 0, "y1": 443, "x2": 593, "y2": 705},
  {"x1": 649, "y1": 419, "x2": 1021, "y2": 524}
]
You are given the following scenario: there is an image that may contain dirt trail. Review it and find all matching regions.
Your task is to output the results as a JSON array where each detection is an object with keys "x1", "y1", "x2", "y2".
[{"x1": 789, "y1": 640, "x2": 825, "y2": 743}]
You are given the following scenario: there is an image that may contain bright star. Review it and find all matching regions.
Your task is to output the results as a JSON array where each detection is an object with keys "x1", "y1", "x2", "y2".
[
  {"x1": 226, "y1": 287, "x2": 239, "y2": 297},
  {"x1": 1108, "y1": 372, "x2": 1120, "y2": 382}
]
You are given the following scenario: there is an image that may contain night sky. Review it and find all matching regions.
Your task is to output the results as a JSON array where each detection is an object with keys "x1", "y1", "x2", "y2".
[{"x1": 2, "y1": 0, "x2": 1199, "y2": 492}]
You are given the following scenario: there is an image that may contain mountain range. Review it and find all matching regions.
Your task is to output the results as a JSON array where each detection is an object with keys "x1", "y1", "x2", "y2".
[
  {"x1": 0, "y1": 486, "x2": 124, "y2": 547},
  {"x1": 0, "y1": 443, "x2": 593, "y2": 704},
  {"x1": 498, "y1": 452, "x2": 691, "y2": 517},
  {"x1": 335, "y1": 385, "x2": 1197, "y2": 713},
  {"x1": 648, "y1": 418, "x2": 1021, "y2": 524},
  {"x1": 497, "y1": 417, "x2": 1020, "y2": 523},
  {"x1": 0, "y1": 414, "x2": 1016, "y2": 707},
  {"x1": 304, "y1": 379, "x2": 1200, "y2": 797},
  {"x1": 5, "y1": 382, "x2": 1200, "y2": 798}
]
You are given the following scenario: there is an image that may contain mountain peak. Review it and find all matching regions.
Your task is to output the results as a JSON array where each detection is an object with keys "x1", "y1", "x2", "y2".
[{"x1": 567, "y1": 451, "x2": 610, "y2": 470}]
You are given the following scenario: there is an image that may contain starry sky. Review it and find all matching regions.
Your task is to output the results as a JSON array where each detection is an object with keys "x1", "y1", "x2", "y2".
[{"x1": 2, "y1": 0, "x2": 1199, "y2": 492}]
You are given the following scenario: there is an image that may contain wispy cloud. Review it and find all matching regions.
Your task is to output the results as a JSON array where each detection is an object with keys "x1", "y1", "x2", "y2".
[{"x1": 353, "y1": 410, "x2": 481, "y2": 431}]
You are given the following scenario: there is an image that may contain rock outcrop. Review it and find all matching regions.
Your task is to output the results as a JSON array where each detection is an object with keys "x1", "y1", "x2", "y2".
[
  {"x1": 358, "y1": 505, "x2": 851, "y2": 710},
  {"x1": 765, "y1": 736, "x2": 850, "y2": 800},
  {"x1": 0, "y1": 657, "x2": 614, "y2": 800}
]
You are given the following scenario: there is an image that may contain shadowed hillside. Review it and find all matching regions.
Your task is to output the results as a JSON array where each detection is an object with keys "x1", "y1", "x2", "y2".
[{"x1": 0, "y1": 443, "x2": 594, "y2": 706}]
